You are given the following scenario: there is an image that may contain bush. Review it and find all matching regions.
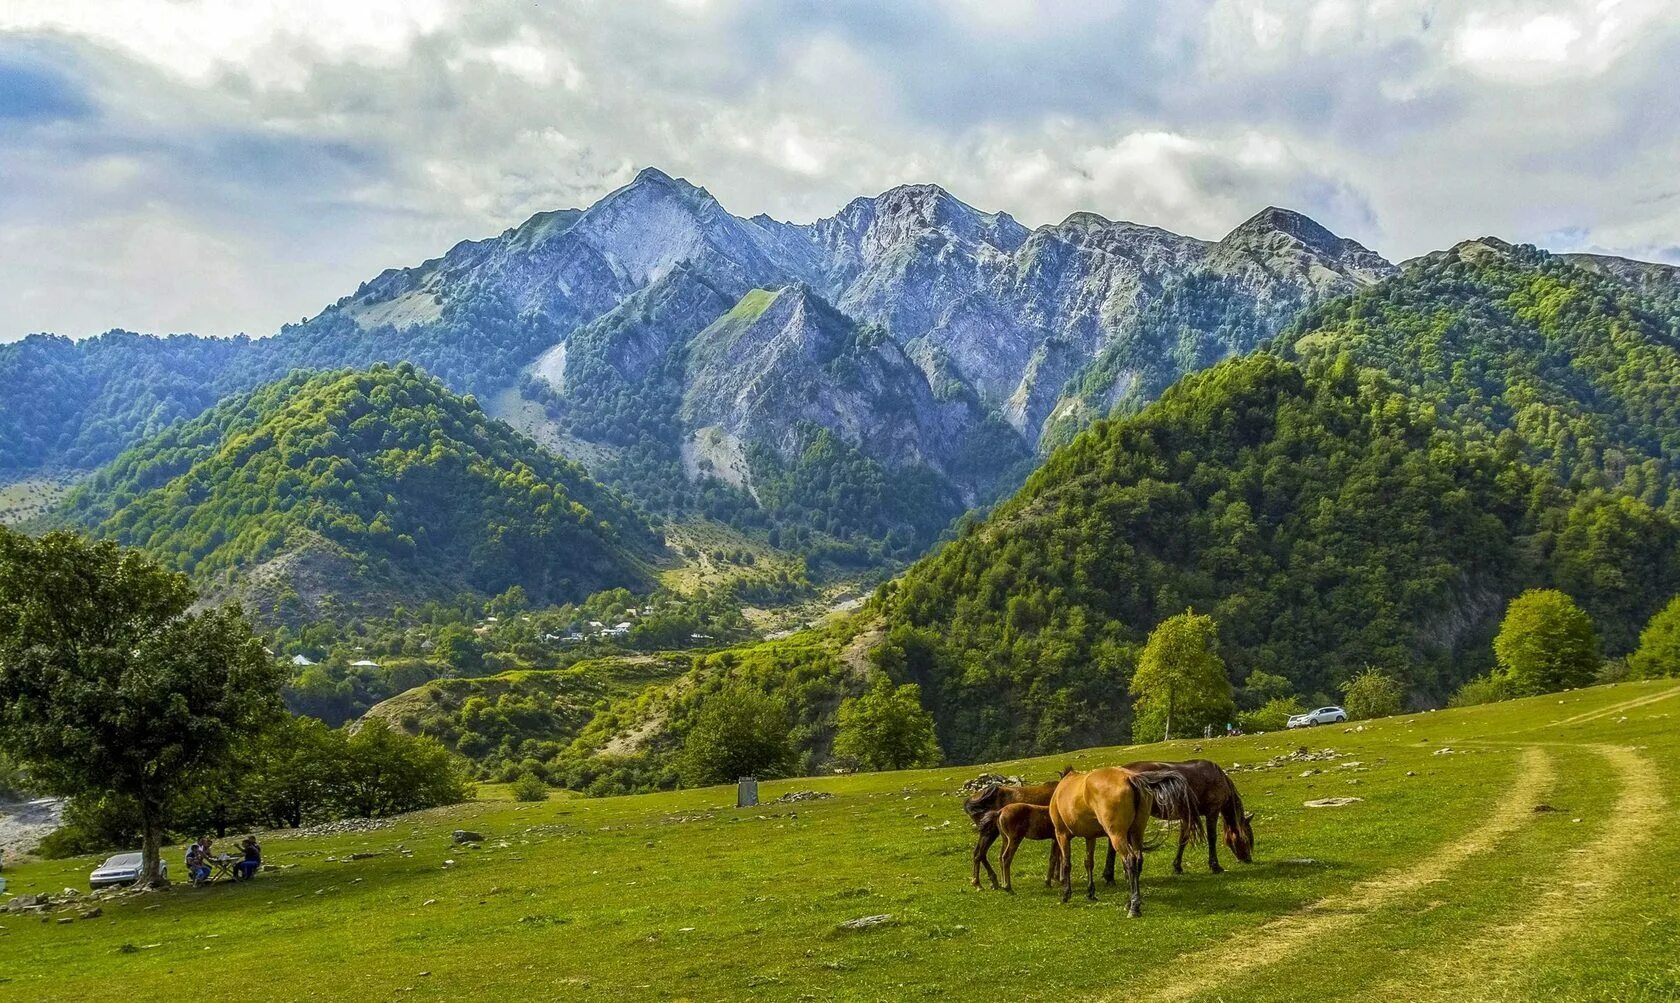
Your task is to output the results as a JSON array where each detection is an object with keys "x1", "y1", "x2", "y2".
[
  {"x1": 1449, "y1": 673, "x2": 1517, "y2": 708},
  {"x1": 1238, "y1": 697, "x2": 1302, "y2": 733},
  {"x1": 511, "y1": 772, "x2": 550, "y2": 802},
  {"x1": 35, "y1": 792, "x2": 141, "y2": 859},
  {"x1": 1341, "y1": 668, "x2": 1404, "y2": 720}
]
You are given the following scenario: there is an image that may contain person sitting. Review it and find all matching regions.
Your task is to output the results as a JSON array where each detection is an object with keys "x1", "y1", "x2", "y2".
[
  {"x1": 185, "y1": 839, "x2": 212, "y2": 885},
  {"x1": 235, "y1": 836, "x2": 261, "y2": 880}
]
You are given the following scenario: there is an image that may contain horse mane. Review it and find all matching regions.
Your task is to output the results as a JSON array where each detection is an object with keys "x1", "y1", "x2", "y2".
[
  {"x1": 1058, "y1": 764, "x2": 1077, "y2": 778},
  {"x1": 973, "y1": 808, "x2": 1001, "y2": 834}
]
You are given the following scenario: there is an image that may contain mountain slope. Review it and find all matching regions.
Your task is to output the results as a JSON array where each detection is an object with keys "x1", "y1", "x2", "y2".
[
  {"x1": 52, "y1": 364, "x2": 659, "y2": 622},
  {"x1": 873, "y1": 352, "x2": 1680, "y2": 763},
  {"x1": 1286, "y1": 239, "x2": 1680, "y2": 508}
]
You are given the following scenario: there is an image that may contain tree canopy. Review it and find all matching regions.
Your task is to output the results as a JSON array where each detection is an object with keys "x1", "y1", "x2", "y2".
[
  {"x1": 1492, "y1": 589, "x2": 1601, "y2": 695},
  {"x1": 0, "y1": 528, "x2": 283, "y2": 882},
  {"x1": 1130, "y1": 611, "x2": 1235, "y2": 742}
]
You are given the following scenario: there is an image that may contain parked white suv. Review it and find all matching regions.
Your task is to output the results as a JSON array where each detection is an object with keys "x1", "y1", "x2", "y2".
[{"x1": 1287, "y1": 706, "x2": 1348, "y2": 728}]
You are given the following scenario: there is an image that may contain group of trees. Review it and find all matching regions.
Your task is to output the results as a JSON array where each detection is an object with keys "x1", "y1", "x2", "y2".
[{"x1": 0, "y1": 529, "x2": 469, "y2": 878}]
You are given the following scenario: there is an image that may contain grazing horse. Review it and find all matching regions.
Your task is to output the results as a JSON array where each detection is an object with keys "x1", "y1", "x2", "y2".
[
  {"x1": 1050, "y1": 766, "x2": 1199, "y2": 917},
  {"x1": 1102, "y1": 759, "x2": 1254, "y2": 882},
  {"x1": 963, "y1": 780, "x2": 1059, "y2": 889},
  {"x1": 978, "y1": 803, "x2": 1064, "y2": 892}
]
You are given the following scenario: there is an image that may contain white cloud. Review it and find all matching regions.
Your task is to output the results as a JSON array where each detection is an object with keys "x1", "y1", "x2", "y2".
[{"x1": 2, "y1": 0, "x2": 1678, "y2": 340}]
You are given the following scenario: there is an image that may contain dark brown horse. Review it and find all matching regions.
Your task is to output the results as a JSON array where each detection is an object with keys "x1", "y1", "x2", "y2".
[
  {"x1": 1102, "y1": 759, "x2": 1254, "y2": 882},
  {"x1": 963, "y1": 780, "x2": 1058, "y2": 889},
  {"x1": 1050, "y1": 766, "x2": 1199, "y2": 917}
]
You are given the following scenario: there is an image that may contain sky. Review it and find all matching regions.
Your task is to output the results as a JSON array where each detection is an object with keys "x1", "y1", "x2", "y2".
[{"x1": 2, "y1": 0, "x2": 1678, "y2": 342}]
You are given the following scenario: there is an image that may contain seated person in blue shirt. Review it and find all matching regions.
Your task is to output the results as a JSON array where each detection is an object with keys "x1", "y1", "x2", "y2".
[{"x1": 235, "y1": 836, "x2": 261, "y2": 880}]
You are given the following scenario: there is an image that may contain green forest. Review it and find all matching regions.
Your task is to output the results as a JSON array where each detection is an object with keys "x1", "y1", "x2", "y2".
[{"x1": 49, "y1": 364, "x2": 659, "y2": 617}]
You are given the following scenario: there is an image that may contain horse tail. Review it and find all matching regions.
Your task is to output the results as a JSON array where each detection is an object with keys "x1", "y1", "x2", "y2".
[
  {"x1": 974, "y1": 808, "x2": 1001, "y2": 835},
  {"x1": 1132, "y1": 770, "x2": 1203, "y2": 846}
]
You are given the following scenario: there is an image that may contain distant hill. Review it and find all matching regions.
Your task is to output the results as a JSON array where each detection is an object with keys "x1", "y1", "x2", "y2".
[{"x1": 50, "y1": 364, "x2": 660, "y2": 623}]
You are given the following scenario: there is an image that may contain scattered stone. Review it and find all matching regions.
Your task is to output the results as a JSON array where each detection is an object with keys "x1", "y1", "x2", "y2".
[
  {"x1": 79, "y1": 907, "x2": 102, "y2": 920},
  {"x1": 1406, "y1": 771, "x2": 1417, "y2": 777},
  {"x1": 1303, "y1": 797, "x2": 1365, "y2": 808},
  {"x1": 452, "y1": 830, "x2": 484, "y2": 845},
  {"x1": 837, "y1": 914, "x2": 893, "y2": 931},
  {"x1": 422, "y1": 899, "x2": 436, "y2": 906},
  {"x1": 56, "y1": 917, "x2": 73, "y2": 924},
  {"x1": 1432, "y1": 747, "x2": 1455, "y2": 756},
  {"x1": 771, "y1": 790, "x2": 834, "y2": 805},
  {"x1": 1299, "y1": 769, "x2": 1321, "y2": 778},
  {"x1": 345, "y1": 852, "x2": 383, "y2": 861},
  {"x1": 959, "y1": 774, "x2": 1025, "y2": 796},
  {"x1": 293, "y1": 817, "x2": 396, "y2": 838}
]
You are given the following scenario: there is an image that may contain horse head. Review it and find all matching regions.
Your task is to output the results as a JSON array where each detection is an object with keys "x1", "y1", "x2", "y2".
[
  {"x1": 962, "y1": 785, "x2": 1005, "y2": 819},
  {"x1": 1226, "y1": 809, "x2": 1256, "y2": 863}
]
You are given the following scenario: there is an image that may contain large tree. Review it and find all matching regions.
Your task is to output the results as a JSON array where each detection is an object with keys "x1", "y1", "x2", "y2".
[
  {"x1": 832, "y1": 676, "x2": 942, "y2": 771},
  {"x1": 0, "y1": 529, "x2": 282, "y2": 884},
  {"x1": 678, "y1": 686, "x2": 792, "y2": 787},
  {"x1": 1129, "y1": 610, "x2": 1235, "y2": 742},
  {"x1": 1492, "y1": 589, "x2": 1601, "y2": 695}
]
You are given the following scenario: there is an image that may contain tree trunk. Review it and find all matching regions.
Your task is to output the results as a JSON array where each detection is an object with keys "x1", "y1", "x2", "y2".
[
  {"x1": 138, "y1": 812, "x2": 167, "y2": 888},
  {"x1": 1163, "y1": 690, "x2": 1173, "y2": 743}
]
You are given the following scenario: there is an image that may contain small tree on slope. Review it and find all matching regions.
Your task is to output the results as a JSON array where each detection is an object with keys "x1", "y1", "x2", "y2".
[
  {"x1": 1628, "y1": 595, "x2": 1680, "y2": 679},
  {"x1": 1130, "y1": 610, "x2": 1235, "y2": 742},
  {"x1": 0, "y1": 529, "x2": 282, "y2": 885},
  {"x1": 832, "y1": 676, "x2": 942, "y2": 771},
  {"x1": 1493, "y1": 589, "x2": 1600, "y2": 695}
]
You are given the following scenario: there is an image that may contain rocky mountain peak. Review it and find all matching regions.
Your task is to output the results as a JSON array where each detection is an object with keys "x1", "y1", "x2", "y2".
[{"x1": 1222, "y1": 206, "x2": 1345, "y2": 255}]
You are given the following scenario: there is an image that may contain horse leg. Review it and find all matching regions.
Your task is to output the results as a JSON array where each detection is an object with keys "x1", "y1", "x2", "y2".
[
  {"x1": 1206, "y1": 814, "x2": 1223, "y2": 873},
  {"x1": 1045, "y1": 838, "x2": 1061, "y2": 886},
  {"x1": 973, "y1": 830, "x2": 1000, "y2": 889},
  {"x1": 1057, "y1": 831, "x2": 1074, "y2": 904},
  {"x1": 1084, "y1": 837, "x2": 1097, "y2": 901},
  {"x1": 1000, "y1": 831, "x2": 1019, "y2": 893},
  {"x1": 1126, "y1": 850, "x2": 1144, "y2": 918},
  {"x1": 1173, "y1": 821, "x2": 1189, "y2": 874},
  {"x1": 1103, "y1": 845, "x2": 1116, "y2": 884}
]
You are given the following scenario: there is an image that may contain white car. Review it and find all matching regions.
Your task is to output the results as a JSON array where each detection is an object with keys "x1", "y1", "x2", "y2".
[
  {"x1": 1288, "y1": 706, "x2": 1348, "y2": 728},
  {"x1": 89, "y1": 852, "x2": 165, "y2": 889}
]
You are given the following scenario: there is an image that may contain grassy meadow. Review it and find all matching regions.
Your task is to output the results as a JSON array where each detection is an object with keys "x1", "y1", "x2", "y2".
[{"x1": 2, "y1": 680, "x2": 1677, "y2": 1002}]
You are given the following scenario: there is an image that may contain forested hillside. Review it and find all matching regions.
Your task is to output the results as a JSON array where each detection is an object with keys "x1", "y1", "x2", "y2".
[
  {"x1": 1286, "y1": 239, "x2": 1680, "y2": 509},
  {"x1": 50, "y1": 364, "x2": 659, "y2": 621},
  {"x1": 873, "y1": 352, "x2": 1680, "y2": 763}
]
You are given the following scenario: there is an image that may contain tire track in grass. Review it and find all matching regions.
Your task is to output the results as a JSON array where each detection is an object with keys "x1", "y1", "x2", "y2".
[
  {"x1": 1132, "y1": 748, "x2": 1555, "y2": 1003},
  {"x1": 1376, "y1": 743, "x2": 1665, "y2": 1003},
  {"x1": 1546, "y1": 685, "x2": 1680, "y2": 729}
]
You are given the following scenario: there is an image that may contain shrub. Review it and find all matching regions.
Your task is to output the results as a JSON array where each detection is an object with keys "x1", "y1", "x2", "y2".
[
  {"x1": 678, "y1": 686, "x2": 792, "y2": 787},
  {"x1": 1628, "y1": 595, "x2": 1680, "y2": 679},
  {"x1": 1449, "y1": 673, "x2": 1517, "y2": 708},
  {"x1": 1238, "y1": 697, "x2": 1302, "y2": 733},
  {"x1": 511, "y1": 772, "x2": 550, "y2": 802},
  {"x1": 1341, "y1": 668, "x2": 1404, "y2": 720}
]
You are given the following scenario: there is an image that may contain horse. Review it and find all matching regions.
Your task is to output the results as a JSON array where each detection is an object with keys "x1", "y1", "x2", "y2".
[
  {"x1": 989, "y1": 803, "x2": 1064, "y2": 891},
  {"x1": 1101, "y1": 759, "x2": 1254, "y2": 882},
  {"x1": 1050, "y1": 766, "x2": 1199, "y2": 917},
  {"x1": 963, "y1": 780, "x2": 1059, "y2": 889}
]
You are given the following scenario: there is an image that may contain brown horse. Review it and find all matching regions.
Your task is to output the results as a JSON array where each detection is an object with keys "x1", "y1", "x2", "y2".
[
  {"x1": 979, "y1": 803, "x2": 1065, "y2": 891},
  {"x1": 1102, "y1": 759, "x2": 1254, "y2": 882},
  {"x1": 963, "y1": 780, "x2": 1058, "y2": 889},
  {"x1": 1050, "y1": 766, "x2": 1199, "y2": 917}
]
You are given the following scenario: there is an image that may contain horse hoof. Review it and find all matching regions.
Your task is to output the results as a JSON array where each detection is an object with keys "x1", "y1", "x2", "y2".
[
  {"x1": 1127, "y1": 907, "x2": 1141, "y2": 919},
  {"x1": 1210, "y1": 865, "x2": 1224, "y2": 874},
  {"x1": 1172, "y1": 865, "x2": 1184, "y2": 875}
]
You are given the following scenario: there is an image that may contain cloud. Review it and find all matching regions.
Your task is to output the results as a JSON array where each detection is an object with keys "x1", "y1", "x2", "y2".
[{"x1": 1, "y1": 0, "x2": 1678, "y2": 340}]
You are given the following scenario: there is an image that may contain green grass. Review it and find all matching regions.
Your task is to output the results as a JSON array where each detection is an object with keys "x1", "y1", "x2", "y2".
[{"x1": 3, "y1": 681, "x2": 1678, "y2": 1001}]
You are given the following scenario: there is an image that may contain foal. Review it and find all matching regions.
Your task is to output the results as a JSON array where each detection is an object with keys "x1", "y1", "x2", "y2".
[
  {"x1": 991, "y1": 803, "x2": 1063, "y2": 891},
  {"x1": 963, "y1": 780, "x2": 1059, "y2": 889}
]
